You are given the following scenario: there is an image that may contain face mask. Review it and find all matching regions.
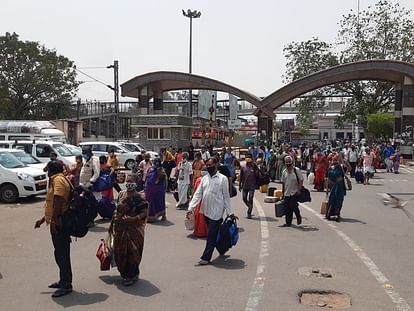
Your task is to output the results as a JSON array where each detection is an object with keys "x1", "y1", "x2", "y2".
[
  {"x1": 125, "y1": 183, "x2": 137, "y2": 191},
  {"x1": 201, "y1": 170, "x2": 208, "y2": 176},
  {"x1": 206, "y1": 166, "x2": 217, "y2": 176}
]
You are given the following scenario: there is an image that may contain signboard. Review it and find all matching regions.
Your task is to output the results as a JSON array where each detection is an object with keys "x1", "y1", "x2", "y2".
[
  {"x1": 228, "y1": 94, "x2": 238, "y2": 120},
  {"x1": 198, "y1": 90, "x2": 217, "y2": 120},
  {"x1": 228, "y1": 119, "x2": 242, "y2": 129}
]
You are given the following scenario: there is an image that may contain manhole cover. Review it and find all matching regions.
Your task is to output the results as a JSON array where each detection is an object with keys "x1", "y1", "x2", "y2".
[
  {"x1": 298, "y1": 267, "x2": 334, "y2": 278},
  {"x1": 299, "y1": 290, "x2": 351, "y2": 309}
]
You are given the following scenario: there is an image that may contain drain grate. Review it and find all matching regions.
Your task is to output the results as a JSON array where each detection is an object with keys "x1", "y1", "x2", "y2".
[
  {"x1": 299, "y1": 290, "x2": 351, "y2": 309},
  {"x1": 298, "y1": 267, "x2": 334, "y2": 279}
]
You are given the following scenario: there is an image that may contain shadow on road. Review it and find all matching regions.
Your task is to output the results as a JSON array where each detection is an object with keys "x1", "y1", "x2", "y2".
[
  {"x1": 250, "y1": 216, "x2": 278, "y2": 222},
  {"x1": 148, "y1": 220, "x2": 175, "y2": 227},
  {"x1": 50, "y1": 291, "x2": 109, "y2": 307},
  {"x1": 89, "y1": 225, "x2": 110, "y2": 233},
  {"x1": 210, "y1": 256, "x2": 246, "y2": 270},
  {"x1": 293, "y1": 225, "x2": 319, "y2": 232},
  {"x1": 186, "y1": 234, "x2": 207, "y2": 240},
  {"x1": 99, "y1": 276, "x2": 161, "y2": 297},
  {"x1": 337, "y1": 217, "x2": 367, "y2": 224}
]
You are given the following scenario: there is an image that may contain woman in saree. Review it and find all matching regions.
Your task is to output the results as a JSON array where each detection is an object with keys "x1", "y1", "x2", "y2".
[
  {"x1": 145, "y1": 158, "x2": 167, "y2": 222},
  {"x1": 191, "y1": 169, "x2": 208, "y2": 237},
  {"x1": 275, "y1": 148, "x2": 287, "y2": 181},
  {"x1": 191, "y1": 152, "x2": 204, "y2": 189},
  {"x1": 110, "y1": 176, "x2": 148, "y2": 286},
  {"x1": 268, "y1": 150, "x2": 277, "y2": 181},
  {"x1": 313, "y1": 151, "x2": 328, "y2": 192},
  {"x1": 326, "y1": 156, "x2": 346, "y2": 222},
  {"x1": 392, "y1": 147, "x2": 401, "y2": 174}
]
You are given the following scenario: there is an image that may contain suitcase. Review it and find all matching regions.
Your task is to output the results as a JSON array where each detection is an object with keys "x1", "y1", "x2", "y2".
[
  {"x1": 275, "y1": 200, "x2": 286, "y2": 217},
  {"x1": 355, "y1": 171, "x2": 364, "y2": 183},
  {"x1": 267, "y1": 187, "x2": 277, "y2": 196},
  {"x1": 264, "y1": 196, "x2": 277, "y2": 203},
  {"x1": 320, "y1": 201, "x2": 328, "y2": 215},
  {"x1": 274, "y1": 190, "x2": 283, "y2": 198},
  {"x1": 259, "y1": 184, "x2": 269, "y2": 193}
]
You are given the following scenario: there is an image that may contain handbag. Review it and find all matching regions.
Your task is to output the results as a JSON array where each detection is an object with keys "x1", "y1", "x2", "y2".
[
  {"x1": 294, "y1": 168, "x2": 311, "y2": 203},
  {"x1": 93, "y1": 173, "x2": 114, "y2": 192},
  {"x1": 96, "y1": 238, "x2": 111, "y2": 271},
  {"x1": 321, "y1": 201, "x2": 328, "y2": 215},
  {"x1": 275, "y1": 200, "x2": 286, "y2": 217},
  {"x1": 185, "y1": 212, "x2": 195, "y2": 230}
]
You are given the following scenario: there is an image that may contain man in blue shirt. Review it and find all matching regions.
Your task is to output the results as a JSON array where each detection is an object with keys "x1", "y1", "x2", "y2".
[{"x1": 383, "y1": 143, "x2": 395, "y2": 172}]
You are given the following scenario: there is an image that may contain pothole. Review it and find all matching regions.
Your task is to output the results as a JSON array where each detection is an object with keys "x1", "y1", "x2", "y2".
[
  {"x1": 298, "y1": 267, "x2": 335, "y2": 279},
  {"x1": 299, "y1": 290, "x2": 351, "y2": 309}
]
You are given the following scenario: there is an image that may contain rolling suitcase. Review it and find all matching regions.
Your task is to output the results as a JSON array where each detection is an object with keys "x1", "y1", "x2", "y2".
[
  {"x1": 355, "y1": 170, "x2": 364, "y2": 183},
  {"x1": 275, "y1": 200, "x2": 286, "y2": 217}
]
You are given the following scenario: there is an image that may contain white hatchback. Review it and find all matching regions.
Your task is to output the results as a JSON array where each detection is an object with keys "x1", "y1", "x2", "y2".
[{"x1": 0, "y1": 151, "x2": 47, "y2": 203}]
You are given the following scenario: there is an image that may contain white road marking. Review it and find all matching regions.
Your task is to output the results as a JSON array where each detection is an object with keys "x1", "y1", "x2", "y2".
[
  {"x1": 401, "y1": 167, "x2": 414, "y2": 174},
  {"x1": 300, "y1": 203, "x2": 412, "y2": 311},
  {"x1": 245, "y1": 198, "x2": 269, "y2": 311}
]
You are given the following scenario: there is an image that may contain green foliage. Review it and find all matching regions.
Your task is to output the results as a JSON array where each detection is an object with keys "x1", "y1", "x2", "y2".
[
  {"x1": 283, "y1": 0, "x2": 414, "y2": 130},
  {"x1": 367, "y1": 112, "x2": 394, "y2": 139},
  {"x1": 0, "y1": 32, "x2": 79, "y2": 120}
]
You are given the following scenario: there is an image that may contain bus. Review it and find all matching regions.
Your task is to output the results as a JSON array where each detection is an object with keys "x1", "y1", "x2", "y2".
[{"x1": 0, "y1": 121, "x2": 66, "y2": 143}]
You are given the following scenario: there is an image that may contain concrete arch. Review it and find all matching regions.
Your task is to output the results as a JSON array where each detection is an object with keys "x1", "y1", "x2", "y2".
[
  {"x1": 121, "y1": 71, "x2": 262, "y2": 106},
  {"x1": 255, "y1": 60, "x2": 414, "y2": 116}
]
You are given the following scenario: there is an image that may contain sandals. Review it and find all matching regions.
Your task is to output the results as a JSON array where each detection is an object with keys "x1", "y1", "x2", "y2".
[{"x1": 52, "y1": 288, "x2": 72, "y2": 298}]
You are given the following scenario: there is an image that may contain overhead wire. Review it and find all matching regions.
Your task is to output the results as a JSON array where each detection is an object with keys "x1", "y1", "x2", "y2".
[{"x1": 74, "y1": 67, "x2": 113, "y2": 90}]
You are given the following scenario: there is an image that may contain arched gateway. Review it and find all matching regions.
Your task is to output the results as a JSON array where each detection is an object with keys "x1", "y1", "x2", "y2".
[{"x1": 121, "y1": 60, "x2": 414, "y2": 144}]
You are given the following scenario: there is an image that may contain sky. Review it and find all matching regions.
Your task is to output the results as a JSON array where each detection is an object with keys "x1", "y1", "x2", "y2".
[{"x1": 2, "y1": 0, "x2": 414, "y2": 102}]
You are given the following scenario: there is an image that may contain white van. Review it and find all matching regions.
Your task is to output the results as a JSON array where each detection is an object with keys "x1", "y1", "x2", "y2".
[
  {"x1": 0, "y1": 140, "x2": 76, "y2": 167},
  {"x1": 79, "y1": 142, "x2": 140, "y2": 169},
  {"x1": 0, "y1": 148, "x2": 45, "y2": 170},
  {"x1": 120, "y1": 142, "x2": 159, "y2": 160},
  {"x1": 0, "y1": 151, "x2": 47, "y2": 203}
]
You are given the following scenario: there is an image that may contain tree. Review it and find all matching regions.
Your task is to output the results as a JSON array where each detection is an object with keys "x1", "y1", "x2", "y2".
[
  {"x1": 0, "y1": 32, "x2": 79, "y2": 119},
  {"x1": 282, "y1": 1, "x2": 414, "y2": 131},
  {"x1": 367, "y1": 112, "x2": 394, "y2": 140}
]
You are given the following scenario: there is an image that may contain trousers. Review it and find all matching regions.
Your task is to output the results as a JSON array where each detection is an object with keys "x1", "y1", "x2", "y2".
[
  {"x1": 201, "y1": 217, "x2": 222, "y2": 262},
  {"x1": 51, "y1": 228, "x2": 72, "y2": 289},
  {"x1": 284, "y1": 195, "x2": 301, "y2": 226},
  {"x1": 242, "y1": 189, "x2": 255, "y2": 215}
]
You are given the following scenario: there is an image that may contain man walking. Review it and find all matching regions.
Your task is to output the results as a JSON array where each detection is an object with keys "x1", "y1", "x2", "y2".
[
  {"x1": 281, "y1": 156, "x2": 303, "y2": 227},
  {"x1": 35, "y1": 161, "x2": 73, "y2": 297},
  {"x1": 187, "y1": 157, "x2": 235, "y2": 265},
  {"x1": 239, "y1": 154, "x2": 259, "y2": 218},
  {"x1": 80, "y1": 148, "x2": 100, "y2": 198},
  {"x1": 176, "y1": 152, "x2": 193, "y2": 209}
]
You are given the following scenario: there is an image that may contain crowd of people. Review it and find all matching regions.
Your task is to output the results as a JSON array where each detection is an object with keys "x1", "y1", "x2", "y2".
[{"x1": 34, "y1": 140, "x2": 404, "y2": 296}]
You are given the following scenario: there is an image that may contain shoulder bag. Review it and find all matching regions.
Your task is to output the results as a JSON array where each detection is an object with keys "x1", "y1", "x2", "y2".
[{"x1": 294, "y1": 168, "x2": 311, "y2": 203}]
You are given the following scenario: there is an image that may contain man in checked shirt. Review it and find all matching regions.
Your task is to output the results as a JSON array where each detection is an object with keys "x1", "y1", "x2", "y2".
[{"x1": 187, "y1": 157, "x2": 237, "y2": 265}]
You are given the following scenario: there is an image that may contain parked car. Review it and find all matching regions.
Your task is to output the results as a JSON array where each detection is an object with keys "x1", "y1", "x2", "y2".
[
  {"x1": 0, "y1": 140, "x2": 76, "y2": 167},
  {"x1": 79, "y1": 142, "x2": 140, "y2": 169},
  {"x1": 0, "y1": 148, "x2": 45, "y2": 170},
  {"x1": 0, "y1": 151, "x2": 47, "y2": 203},
  {"x1": 120, "y1": 142, "x2": 159, "y2": 160},
  {"x1": 65, "y1": 144, "x2": 82, "y2": 156}
]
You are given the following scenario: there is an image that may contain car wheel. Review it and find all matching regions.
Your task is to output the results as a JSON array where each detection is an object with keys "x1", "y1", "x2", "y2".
[
  {"x1": 125, "y1": 160, "x2": 136, "y2": 170},
  {"x1": 0, "y1": 184, "x2": 19, "y2": 203}
]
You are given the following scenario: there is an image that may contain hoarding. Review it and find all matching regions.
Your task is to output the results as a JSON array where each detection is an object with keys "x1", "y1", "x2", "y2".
[
  {"x1": 228, "y1": 94, "x2": 238, "y2": 120},
  {"x1": 198, "y1": 90, "x2": 217, "y2": 121}
]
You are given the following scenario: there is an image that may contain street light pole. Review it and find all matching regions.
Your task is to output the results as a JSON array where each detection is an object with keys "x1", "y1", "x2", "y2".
[
  {"x1": 107, "y1": 60, "x2": 119, "y2": 140},
  {"x1": 182, "y1": 9, "x2": 201, "y2": 118}
]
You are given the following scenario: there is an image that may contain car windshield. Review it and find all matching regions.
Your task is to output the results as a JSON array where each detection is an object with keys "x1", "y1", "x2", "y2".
[
  {"x1": 53, "y1": 144, "x2": 73, "y2": 157},
  {"x1": 0, "y1": 152, "x2": 26, "y2": 169},
  {"x1": 122, "y1": 144, "x2": 138, "y2": 152},
  {"x1": 65, "y1": 145, "x2": 82, "y2": 156},
  {"x1": 11, "y1": 151, "x2": 41, "y2": 164}
]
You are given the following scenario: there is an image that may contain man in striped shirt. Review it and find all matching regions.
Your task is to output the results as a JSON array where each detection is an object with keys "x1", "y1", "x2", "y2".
[{"x1": 188, "y1": 157, "x2": 235, "y2": 265}]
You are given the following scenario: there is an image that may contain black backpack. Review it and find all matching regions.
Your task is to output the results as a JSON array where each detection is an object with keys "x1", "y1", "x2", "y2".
[{"x1": 62, "y1": 185, "x2": 98, "y2": 238}]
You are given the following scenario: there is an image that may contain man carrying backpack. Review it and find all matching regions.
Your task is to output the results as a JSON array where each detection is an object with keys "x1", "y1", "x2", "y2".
[{"x1": 34, "y1": 161, "x2": 73, "y2": 298}]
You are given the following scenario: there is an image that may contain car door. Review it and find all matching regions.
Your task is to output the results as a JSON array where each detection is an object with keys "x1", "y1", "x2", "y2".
[
  {"x1": 92, "y1": 144, "x2": 107, "y2": 158},
  {"x1": 34, "y1": 144, "x2": 53, "y2": 162}
]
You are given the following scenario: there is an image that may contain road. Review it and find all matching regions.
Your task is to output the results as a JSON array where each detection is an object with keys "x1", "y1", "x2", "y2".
[{"x1": 0, "y1": 165, "x2": 414, "y2": 310}]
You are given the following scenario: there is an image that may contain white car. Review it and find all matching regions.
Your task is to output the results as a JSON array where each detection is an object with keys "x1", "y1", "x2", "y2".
[
  {"x1": 0, "y1": 149, "x2": 45, "y2": 170},
  {"x1": 79, "y1": 142, "x2": 140, "y2": 170},
  {"x1": 0, "y1": 151, "x2": 47, "y2": 203},
  {"x1": 120, "y1": 142, "x2": 159, "y2": 160},
  {"x1": 65, "y1": 144, "x2": 82, "y2": 156}
]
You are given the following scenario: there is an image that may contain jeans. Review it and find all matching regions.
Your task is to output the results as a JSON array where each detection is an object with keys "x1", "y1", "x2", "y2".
[
  {"x1": 51, "y1": 228, "x2": 72, "y2": 289},
  {"x1": 242, "y1": 189, "x2": 255, "y2": 215},
  {"x1": 201, "y1": 217, "x2": 223, "y2": 261},
  {"x1": 284, "y1": 195, "x2": 301, "y2": 226}
]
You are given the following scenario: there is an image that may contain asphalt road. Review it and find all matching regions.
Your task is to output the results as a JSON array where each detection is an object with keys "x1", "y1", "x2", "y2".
[{"x1": 1, "y1": 165, "x2": 414, "y2": 310}]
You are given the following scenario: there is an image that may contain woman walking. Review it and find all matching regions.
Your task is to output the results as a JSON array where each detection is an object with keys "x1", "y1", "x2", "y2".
[
  {"x1": 192, "y1": 152, "x2": 204, "y2": 189},
  {"x1": 191, "y1": 169, "x2": 208, "y2": 237},
  {"x1": 326, "y1": 157, "x2": 346, "y2": 222},
  {"x1": 392, "y1": 147, "x2": 401, "y2": 174},
  {"x1": 275, "y1": 148, "x2": 287, "y2": 181},
  {"x1": 313, "y1": 150, "x2": 328, "y2": 192},
  {"x1": 110, "y1": 175, "x2": 148, "y2": 286},
  {"x1": 145, "y1": 158, "x2": 167, "y2": 222},
  {"x1": 223, "y1": 147, "x2": 236, "y2": 181},
  {"x1": 363, "y1": 147, "x2": 375, "y2": 185}
]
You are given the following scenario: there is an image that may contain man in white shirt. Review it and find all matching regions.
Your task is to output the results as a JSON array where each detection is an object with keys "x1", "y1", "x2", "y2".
[
  {"x1": 188, "y1": 157, "x2": 235, "y2": 265},
  {"x1": 176, "y1": 152, "x2": 193, "y2": 208},
  {"x1": 281, "y1": 156, "x2": 303, "y2": 227},
  {"x1": 79, "y1": 148, "x2": 100, "y2": 199},
  {"x1": 201, "y1": 145, "x2": 211, "y2": 162},
  {"x1": 138, "y1": 152, "x2": 152, "y2": 183}
]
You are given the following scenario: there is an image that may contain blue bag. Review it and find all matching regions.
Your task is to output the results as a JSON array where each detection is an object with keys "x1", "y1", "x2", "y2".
[
  {"x1": 216, "y1": 216, "x2": 239, "y2": 255},
  {"x1": 93, "y1": 173, "x2": 114, "y2": 192}
]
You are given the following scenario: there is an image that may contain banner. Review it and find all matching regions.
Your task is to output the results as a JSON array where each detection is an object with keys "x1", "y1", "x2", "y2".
[
  {"x1": 198, "y1": 90, "x2": 217, "y2": 121},
  {"x1": 228, "y1": 94, "x2": 238, "y2": 120}
]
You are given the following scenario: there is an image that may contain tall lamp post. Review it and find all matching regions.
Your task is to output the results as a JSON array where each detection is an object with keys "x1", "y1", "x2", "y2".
[
  {"x1": 182, "y1": 9, "x2": 201, "y2": 118},
  {"x1": 107, "y1": 60, "x2": 119, "y2": 140}
]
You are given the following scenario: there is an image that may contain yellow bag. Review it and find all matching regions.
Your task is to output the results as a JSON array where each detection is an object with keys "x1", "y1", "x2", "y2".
[
  {"x1": 274, "y1": 190, "x2": 283, "y2": 198},
  {"x1": 259, "y1": 184, "x2": 268, "y2": 193}
]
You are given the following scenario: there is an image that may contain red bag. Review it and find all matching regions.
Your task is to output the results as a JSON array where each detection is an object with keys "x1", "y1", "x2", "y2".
[{"x1": 96, "y1": 238, "x2": 111, "y2": 271}]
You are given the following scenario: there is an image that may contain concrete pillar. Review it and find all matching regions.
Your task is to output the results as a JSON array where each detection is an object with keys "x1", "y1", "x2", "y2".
[
  {"x1": 106, "y1": 117, "x2": 110, "y2": 138},
  {"x1": 86, "y1": 118, "x2": 91, "y2": 137},
  {"x1": 257, "y1": 116, "x2": 273, "y2": 145},
  {"x1": 394, "y1": 83, "x2": 403, "y2": 135},
  {"x1": 153, "y1": 90, "x2": 163, "y2": 113},
  {"x1": 138, "y1": 86, "x2": 149, "y2": 115},
  {"x1": 402, "y1": 77, "x2": 414, "y2": 134},
  {"x1": 96, "y1": 117, "x2": 101, "y2": 138}
]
